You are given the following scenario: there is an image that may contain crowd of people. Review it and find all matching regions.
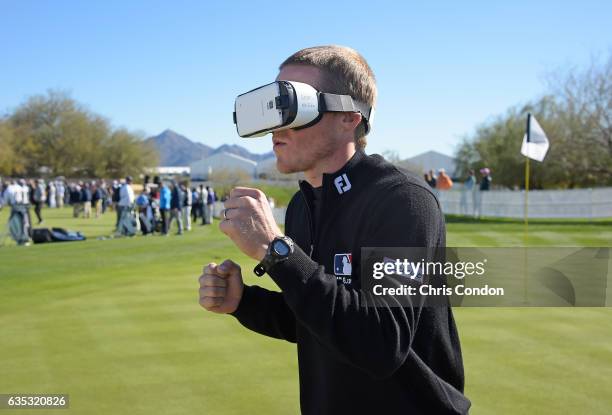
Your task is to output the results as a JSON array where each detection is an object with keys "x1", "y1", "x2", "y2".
[
  {"x1": 131, "y1": 176, "x2": 217, "y2": 236},
  {"x1": 424, "y1": 167, "x2": 493, "y2": 217},
  {"x1": 2, "y1": 166, "x2": 495, "y2": 245},
  {"x1": 0, "y1": 175, "x2": 218, "y2": 245},
  {"x1": 0, "y1": 178, "x2": 67, "y2": 225}
]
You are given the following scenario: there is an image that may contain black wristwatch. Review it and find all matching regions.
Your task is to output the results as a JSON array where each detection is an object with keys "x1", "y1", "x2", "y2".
[{"x1": 254, "y1": 236, "x2": 295, "y2": 277}]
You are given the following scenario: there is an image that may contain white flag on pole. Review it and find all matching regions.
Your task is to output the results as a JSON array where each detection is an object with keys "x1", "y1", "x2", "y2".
[{"x1": 521, "y1": 113, "x2": 550, "y2": 162}]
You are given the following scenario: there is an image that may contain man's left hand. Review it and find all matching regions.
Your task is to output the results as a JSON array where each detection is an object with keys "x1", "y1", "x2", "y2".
[{"x1": 220, "y1": 187, "x2": 283, "y2": 261}]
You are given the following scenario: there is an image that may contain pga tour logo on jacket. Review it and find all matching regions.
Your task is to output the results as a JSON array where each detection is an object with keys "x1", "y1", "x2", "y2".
[
  {"x1": 334, "y1": 174, "x2": 351, "y2": 194},
  {"x1": 334, "y1": 253, "x2": 353, "y2": 285}
]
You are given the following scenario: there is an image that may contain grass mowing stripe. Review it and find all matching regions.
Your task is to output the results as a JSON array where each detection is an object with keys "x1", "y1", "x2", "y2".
[
  {"x1": 1, "y1": 207, "x2": 611, "y2": 414},
  {"x1": 455, "y1": 308, "x2": 612, "y2": 414}
]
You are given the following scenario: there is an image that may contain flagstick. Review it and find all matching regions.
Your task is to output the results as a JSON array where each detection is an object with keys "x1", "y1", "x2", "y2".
[
  {"x1": 523, "y1": 156, "x2": 530, "y2": 304},
  {"x1": 524, "y1": 113, "x2": 531, "y2": 236},
  {"x1": 524, "y1": 156, "x2": 530, "y2": 233},
  {"x1": 523, "y1": 111, "x2": 531, "y2": 303}
]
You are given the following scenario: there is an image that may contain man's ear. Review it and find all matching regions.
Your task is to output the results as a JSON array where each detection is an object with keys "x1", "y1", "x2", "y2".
[{"x1": 340, "y1": 112, "x2": 362, "y2": 133}]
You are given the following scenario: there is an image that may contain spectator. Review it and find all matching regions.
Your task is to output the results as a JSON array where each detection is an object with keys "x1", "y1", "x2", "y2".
[
  {"x1": 20, "y1": 179, "x2": 33, "y2": 234},
  {"x1": 199, "y1": 185, "x2": 208, "y2": 225},
  {"x1": 424, "y1": 170, "x2": 437, "y2": 189},
  {"x1": 70, "y1": 183, "x2": 82, "y2": 217},
  {"x1": 27, "y1": 180, "x2": 35, "y2": 206},
  {"x1": 192, "y1": 187, "x2": 201, "y2": 222},
  {"x1": 436, "y1": 168, "x2": 453, "y2": 191},
  {"x1": 56, "y1": 179, "x2": 65, "y2": 209},
  {"x1": 475, "y1": 167, "x2": 492, "y2": 218},
  {"x1": 169, "y1": 181, "x2": 184, "y2": 235},
  {"x1": 81, "y1": 182, "x2": 92, "y2": 219},
  {"x1": 460, "y1": 169, "x2": 476, "y2": 216},
  {"x1": 2, "y1": 180, "x2": 16, "y2": 207},
  {"x1": 19, "y1": 179, "x2": 30, "y2": 206},
  {"x1": 111, "y1": 180, "x2": 121, "y2": 226},
  {"x1": 149, "y1": 179, "x2": 161, "y2": 226},
  {"x1": 33, "y1": 179, "x2": 46, "y2": 224},
  {"x1": 117, "y1": 176, "x2": 135, "y2": 228},
  {"x1": 99, "y1": 181, "x2": 109, "y2": 214},
  {"x1": 181, "y1": 182, "x2": 192, "y2": 231},
  {"x1": 159, "y1": 182, "x2": 171, "y2": 235},
  {"x1": 479, "y1": 168, "x2": 492, "y2": 191},
  {"x1": 91, "y1": 181, "x2": 104, "y2": 218},
  {"x1": 47, "y1": 181, "x2": 56, "y2": 208},
  {"x1": 205, "y1": 185, "x2": 215, "y2": 225}
]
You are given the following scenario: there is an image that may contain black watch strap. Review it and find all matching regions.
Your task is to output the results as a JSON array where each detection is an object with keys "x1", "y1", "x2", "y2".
[
  {"x1": 253, "y1": 263, "x2": 268, "y2": 277},
  {"x1": 254, "y1": 236, "x2": 294, "y2": 277}
]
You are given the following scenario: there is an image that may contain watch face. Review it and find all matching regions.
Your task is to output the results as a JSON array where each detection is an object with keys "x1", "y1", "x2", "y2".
[{"x1": 272, "y1": 239, "x2": 290, "y2": 256}]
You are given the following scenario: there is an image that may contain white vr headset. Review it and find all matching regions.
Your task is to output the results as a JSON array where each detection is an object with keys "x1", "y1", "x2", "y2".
[{"x1": 233, "y1": 80, "x2": 373, "y2": 138}]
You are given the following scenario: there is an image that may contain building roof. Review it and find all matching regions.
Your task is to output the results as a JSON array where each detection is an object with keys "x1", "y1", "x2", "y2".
[
  {"x1": 402, "y1": 150, "x2": 457, "y2": 176},
  {"x1": 190, "y1": 152, "x2": 258, "y2": 168}
]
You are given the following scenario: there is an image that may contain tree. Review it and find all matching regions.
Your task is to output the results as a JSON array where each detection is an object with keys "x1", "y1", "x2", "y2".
[
  {"x1": 103, "y1": 129, "x2": 158, "y2": 178},
  {"x1": 0, "y1": 119, "x2": 16, "y2": 175},
  {"x1": 455, "y1": 55, "x2": 612, "y2": 189},
  {"x1": 5, "y1": 90, "x2": 159, "y2": 178},
  {"x1": 548, "y1": 54, "x2": 612, "y2": 185}
]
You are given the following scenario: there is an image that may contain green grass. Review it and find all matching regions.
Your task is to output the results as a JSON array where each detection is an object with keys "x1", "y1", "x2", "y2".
[{"x1": 0, "y1": 207, "x2": 611, "y2": 414}]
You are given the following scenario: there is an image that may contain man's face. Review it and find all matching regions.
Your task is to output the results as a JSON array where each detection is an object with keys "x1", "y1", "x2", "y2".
[{"x1": 272, "y1": 65, "x2": 344, "y2": 174}]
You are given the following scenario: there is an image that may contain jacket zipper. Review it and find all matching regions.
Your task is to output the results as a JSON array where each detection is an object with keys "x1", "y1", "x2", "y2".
[{"x1": 300, "y1": 186, "x2": 316, "y2": 259}]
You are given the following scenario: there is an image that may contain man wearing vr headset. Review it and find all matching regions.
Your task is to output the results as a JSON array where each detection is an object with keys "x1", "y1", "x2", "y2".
[{"x1": 198, "y1": 45, "x2": 470, "y2": 414}]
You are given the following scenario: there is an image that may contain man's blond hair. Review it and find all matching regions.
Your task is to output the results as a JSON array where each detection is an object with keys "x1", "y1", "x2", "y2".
[{"x1": 279, "y1": 45, "x2": 377, "y2": 150}]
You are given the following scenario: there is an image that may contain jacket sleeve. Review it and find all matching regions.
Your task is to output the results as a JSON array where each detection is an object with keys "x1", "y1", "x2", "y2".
[
  {"x1": 229, "y1": 190, "x2": 302, "y2": 344},
  {"x1": 266, "y1": 184, "x2": 444, "y2": 379},
  {"x1": 230, "y1": 284, "x2": 297, "y2": 343}
]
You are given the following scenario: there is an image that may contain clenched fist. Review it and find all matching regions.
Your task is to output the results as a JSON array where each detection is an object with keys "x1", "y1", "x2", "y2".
[
  {"x1": 220, "y1": 187, "x2": 283, "y2": 262},
  {"x1": 198, "y1": 259, "x2": 244, "y2": 314}
]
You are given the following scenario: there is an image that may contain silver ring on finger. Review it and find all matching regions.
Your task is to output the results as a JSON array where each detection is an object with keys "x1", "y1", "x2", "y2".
[{"x1": 223, "y1": 208, "x2": 230, "y2": 220}]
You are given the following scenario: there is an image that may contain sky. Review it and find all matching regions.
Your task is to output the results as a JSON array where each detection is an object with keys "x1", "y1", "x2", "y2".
[{"x1": 1, "y1": 0, "x2": 610, "y2": 160}]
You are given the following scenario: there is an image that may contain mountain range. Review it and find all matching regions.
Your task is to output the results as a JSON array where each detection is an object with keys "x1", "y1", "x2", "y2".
[{"x1": 144, "y1": 129, "x2": 274, "y2": 166}]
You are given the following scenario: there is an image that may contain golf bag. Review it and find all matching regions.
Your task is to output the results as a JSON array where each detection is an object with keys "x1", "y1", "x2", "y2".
[
  {"x1": 50, "y1": 228, "x2": 86, "y2": 242},
  {"x1": 32, "y1": 227, "x2": 86, "y2": 244},
  {"x1": 31, "y1": 228, "x2": 53, "y2": 243},
  {"x1": 139, "y1": 205, "x2": 155, "y2": 235},
  {"x1": 8, "y1": 205, "x2": 31, "y2": 245},
  {"x1": 117, "y1": 206, "x2": 138, "y2": 237}
]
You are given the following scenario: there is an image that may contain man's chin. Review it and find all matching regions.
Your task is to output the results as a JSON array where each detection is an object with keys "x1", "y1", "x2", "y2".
[{"x1": 276, "y1": 159, "x2": 300, "y2": 174}]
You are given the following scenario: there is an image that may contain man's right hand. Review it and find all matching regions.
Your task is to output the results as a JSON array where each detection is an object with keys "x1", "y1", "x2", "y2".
[{"x1": 198, "y1": 259, "x2": 244, "y2": 314}]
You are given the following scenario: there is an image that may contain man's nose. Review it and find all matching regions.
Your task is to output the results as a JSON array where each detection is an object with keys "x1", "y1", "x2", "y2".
[{"x1": 272, "y1": 129, "x2": 290, "y2": 140}]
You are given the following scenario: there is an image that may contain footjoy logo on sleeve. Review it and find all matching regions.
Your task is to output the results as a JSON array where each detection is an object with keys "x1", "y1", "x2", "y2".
[{"x1": 334, "y1": 174, "x2": 351, "y2": 194}]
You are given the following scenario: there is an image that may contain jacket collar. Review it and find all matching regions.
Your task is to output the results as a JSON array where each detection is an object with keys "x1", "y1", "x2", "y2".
[{"x1": 299, "y1": 149, "x2": 367, "y2": 202}]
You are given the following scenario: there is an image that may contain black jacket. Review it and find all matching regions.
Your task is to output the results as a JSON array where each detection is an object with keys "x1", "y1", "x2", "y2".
[
  {"x1": 232, "y1": 150, "x2": 470, "y2": 414},
  {"x1": 80, "y1": 188, "x2": 92, "y2": 203},
  {"x1": 170, "y1": 187, "x2": 184, "y2": 210}
]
